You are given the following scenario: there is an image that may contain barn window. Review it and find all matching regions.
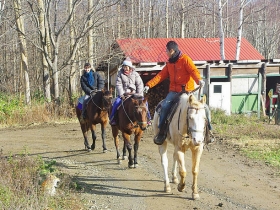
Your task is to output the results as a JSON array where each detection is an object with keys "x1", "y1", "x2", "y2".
[{"x1": 214, "y1": 85, "x2": 222, "y2": 93}]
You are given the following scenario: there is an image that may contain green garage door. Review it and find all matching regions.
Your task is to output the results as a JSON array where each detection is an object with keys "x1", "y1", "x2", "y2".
[{"x1": 231, "y1": 94, "x2": 258, "y2": 114}]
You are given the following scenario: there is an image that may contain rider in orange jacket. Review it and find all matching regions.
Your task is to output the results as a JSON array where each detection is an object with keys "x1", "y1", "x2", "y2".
[
  {"x1": 146, "y1": 54, "x2": 201, "y2": 93},
  {"x1": 143, "y1": 41, "x2": 214, "y2": 145}
]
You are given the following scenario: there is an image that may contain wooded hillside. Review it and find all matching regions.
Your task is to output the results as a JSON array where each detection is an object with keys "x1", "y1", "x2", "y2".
[{"x1": 0, "y1": 0, "x2": 279, "y2": 105}]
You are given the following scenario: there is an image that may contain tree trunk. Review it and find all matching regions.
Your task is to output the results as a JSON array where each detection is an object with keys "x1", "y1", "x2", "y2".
[
  {"x1": 165, "y1": 0, "x2": 169, "y2": 38},
  {"x1": 69, "y1": 0, "x2": 77, "y2": 103},
  {"x1": 180, "y1": 0, "x2": 185, "y2": 38},
  {"x1": 88, "y1": 0, "x2": 94, "y2": 67},
  {"x1": 37, "y1": 0, "x2": 51, "y2": 102},
  {"x1": 13, "y1": 0, "x2": 31, "y2": 105},
  {"x1": 236, "y1": 0, "x2": 251, "y2": 60},
  {"x1": 218, "y1": 0, "x2": 226, "y2": 60}
]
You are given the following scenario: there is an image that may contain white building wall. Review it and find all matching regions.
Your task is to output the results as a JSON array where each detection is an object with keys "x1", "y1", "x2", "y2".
[{"x1": 231, "y1": 77, "x2": 258, "y2": 94}]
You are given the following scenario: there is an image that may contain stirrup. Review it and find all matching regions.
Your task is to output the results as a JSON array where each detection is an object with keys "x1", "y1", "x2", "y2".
[{"x1": 110, "y1": 120, "x2": 117, "y2": 126}]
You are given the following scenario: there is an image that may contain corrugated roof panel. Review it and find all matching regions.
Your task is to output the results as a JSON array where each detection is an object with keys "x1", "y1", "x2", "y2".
[{"x1": 116, "y1": 38, "x2": 264, "y2": 63}]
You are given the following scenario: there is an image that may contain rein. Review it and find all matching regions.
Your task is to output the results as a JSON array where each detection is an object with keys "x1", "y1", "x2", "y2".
[
  {"x1": 121, "y1": 97, "x2": 147, "y2": 127},
  {"x1": 121, "y1": 99, "x2": 135, "y2": 126},
  {"x1": 90, "y1": 93, "x2": 109, "y2": 111},
  {"x1": 176, "y1": 86, "x2": 205, "y2": 138}
]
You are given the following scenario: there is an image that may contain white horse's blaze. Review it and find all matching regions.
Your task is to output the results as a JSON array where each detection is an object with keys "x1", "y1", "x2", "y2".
[
  {"x1": 154, "y1": 93, "x2": 207, "y2": 200},
  {"x1": 188, "y1": 107, "x2": 206, "y2": 145}
]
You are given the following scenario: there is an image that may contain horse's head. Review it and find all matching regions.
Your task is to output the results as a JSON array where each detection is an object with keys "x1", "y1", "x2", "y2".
[
  {"x1": 131, "y1": 94, "x2": 148, "y2": 131},
  {"x1": 187, "y1": 94, "x2": 207, "y2": 146},
  {"x1": 102, "y1": 90, "x2": 113, "y2": 111}
]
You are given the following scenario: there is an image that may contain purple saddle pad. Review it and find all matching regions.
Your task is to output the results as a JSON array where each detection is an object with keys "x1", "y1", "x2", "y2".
[{"x1": 77, "y1": 96, "x2": 85, "y2": 110}]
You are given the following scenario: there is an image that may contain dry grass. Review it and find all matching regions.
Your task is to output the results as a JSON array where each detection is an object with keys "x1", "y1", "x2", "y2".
[
  {"x1": 212, "y1": 109, "x2": 280, "y2": 168},
  {"x1": 0, "y1": 101, "x2": 77, "y2": 128},
  {"x1": 0, "y1": 151, "x2": 84, "y2": 210}
]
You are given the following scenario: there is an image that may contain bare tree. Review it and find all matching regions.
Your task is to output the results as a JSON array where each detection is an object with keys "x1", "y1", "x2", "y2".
[
  {"x1": 13, "y1": 0, "x2": 31, "y2": 105},
  {"x1": 165, "y1": 0, "x2": 169, "y2": 38},
  {"x1": 37, "y1": 0, "x2": 51, "y2": 102},
  {"x1": 0, "y1": 0, "x2": 5, "y2": 21},
  {"x1": 235, "y1": 0, "x2": 252, "y2": 60},
  {"x1": 88, "y1": 0, "x2": 94, "y2": 67},
  {"x1": 69, "y1": 0, "x2": 78, "y2": 100},
  {"x1": 218, "y1": 0, "x2": 228, "y2": 60}
]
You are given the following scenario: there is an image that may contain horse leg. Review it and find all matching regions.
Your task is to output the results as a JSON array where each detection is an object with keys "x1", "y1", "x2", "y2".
[
  {"x1": 90, "y1": 124, "x2": 96, "y2": 151},
  {"x1": 100, "y1": 123, "x2": 107, "y2": 153},
  {"x1": 123, "y1": 133, "x2": 133, "y2": 168},
  {"x1": 175, "y1": 149, "x2": 187, "y2": 193},
  {"x1": 112, "y1": 126, "x2": 121, "y2": 164},
  {"x1": 133, "y1": 132, "x2": 142, "y2": 168},
  {"x1": 171, "y1": 152, "x2": 179, "y2": 184},
  {"x1": 81, "y1": 124, "x2": 91, "y2": 151},
  {"x1": 84, "y1": 136, "x2": 91, "y2": 151},
  {"x1": 191, "y1": 145, "x2": 203, "y2": 200},
  {"x1": 158, "y1": 141, "x2": 171, "y2": 192},
  {"x1": 122, "y1": 141, "x2": 127, "y2": 160}
]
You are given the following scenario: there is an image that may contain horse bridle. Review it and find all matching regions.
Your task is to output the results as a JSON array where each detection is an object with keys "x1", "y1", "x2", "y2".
[
  {"x1": 121, "y1": 97, "x2": 147, "y2": 128},
  {"x1": 186, "y1": 106, "x2": 207, "y2": 137},
  {"x1": 90, "y1": 92, "x2": 111, "y2": 111}
]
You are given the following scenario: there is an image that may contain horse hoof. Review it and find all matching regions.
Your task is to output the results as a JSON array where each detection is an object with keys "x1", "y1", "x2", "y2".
[
  {"x1": 85, "y1": 146, "x2": 91, "y2": 152},
  {"x1": 177, "y1": 183, "x2": 185, "y2": 192},
  {"x1": 122, "y1": 156, "x2": 127, "y2": 160},
  {"x1": 172, "y1": 177, "x2": 179, "y2": 184},
  {"x1": 128, "y1": 163, "x2": 134, "y2": 168},
  {"x1": 192, "y1": 193, "x2": 200, "y2": 200},
  {"x1": 103, "y1": 149, "x2": 107, "y2": 153},
  {"x1": 117, "y1": 158, "x2": 121, "y2": 165},
  {"x1": 134, "y1": 163, "x2": 138, "y2": 168},
  {"x1": 164, "y1": 184, "x2": 171, "y2": 193}
]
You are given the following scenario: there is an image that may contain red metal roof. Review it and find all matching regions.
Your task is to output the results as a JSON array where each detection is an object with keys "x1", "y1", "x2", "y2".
[{"x1": 116, "y1": 38, "x2": 264, "y2": 63}]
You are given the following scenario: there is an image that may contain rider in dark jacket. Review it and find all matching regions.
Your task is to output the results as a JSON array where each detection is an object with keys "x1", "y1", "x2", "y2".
[{"x1": 80, "y1": 63, "x2": 105, "y2": 121}]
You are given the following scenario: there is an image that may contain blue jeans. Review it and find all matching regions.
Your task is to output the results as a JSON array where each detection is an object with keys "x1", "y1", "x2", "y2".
[
  {"x1": 204, "y1": 103, "x2": 212, "y2": 130},
  {"x1": 146, "y1": 101, "x2": 152, "y2": 121},
  {"x1": 158, "y1": 91, "x2": 178, "y2": 128}
]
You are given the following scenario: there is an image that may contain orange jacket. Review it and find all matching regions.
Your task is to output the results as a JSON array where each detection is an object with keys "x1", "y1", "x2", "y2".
[{"x1": 146, "y1": 54, "x2": 201, "y2": 92}]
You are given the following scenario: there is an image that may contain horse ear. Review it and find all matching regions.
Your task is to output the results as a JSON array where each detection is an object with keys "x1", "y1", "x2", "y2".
[
  {"x1": 200, "y1": 94, "x2": 207, "y2": 104},
  {"x1": 189, "y1": 94, "x2": 195, "y2": 104}
]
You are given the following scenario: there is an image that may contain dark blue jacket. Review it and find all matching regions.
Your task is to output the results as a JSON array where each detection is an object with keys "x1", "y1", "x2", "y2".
[{"x1": 80, "y1": 69, "x2": 105, "y2": 95}]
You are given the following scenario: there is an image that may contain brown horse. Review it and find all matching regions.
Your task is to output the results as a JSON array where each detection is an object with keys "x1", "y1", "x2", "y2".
[
  {"x1": 111, "y1": 94, "x2": 148, "y2": 168},
  {"x1": 76, "y1": 90, "x2": 112, "y2": 152}
]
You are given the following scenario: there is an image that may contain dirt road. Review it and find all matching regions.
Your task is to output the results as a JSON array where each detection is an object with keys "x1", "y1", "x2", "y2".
[{"x1": 0, "y1": 122, "x2": 279, "y2": 210}]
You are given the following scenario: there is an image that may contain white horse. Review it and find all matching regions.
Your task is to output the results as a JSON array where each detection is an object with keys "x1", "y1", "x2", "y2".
[{"x1": 153, "y1": 94, "x2": 207, "y2": 200}]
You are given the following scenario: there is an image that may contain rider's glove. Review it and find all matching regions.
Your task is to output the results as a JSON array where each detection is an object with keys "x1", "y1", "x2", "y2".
[
  {"x1": 199, "y1": 80, "x2": 205, "y2": 87},
  {"x1": 120, "y1": 95, "x2": 126, "y2": 100},
  {"x1": 90, "y1": 90, "x2": 96, "y2": 96},
  {"x1": 143, "y1": 86, "x2": 149, "y2": 93}
]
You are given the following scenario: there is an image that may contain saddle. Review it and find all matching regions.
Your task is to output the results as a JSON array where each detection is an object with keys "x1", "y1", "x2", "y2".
[
  {"x1": 154, "y1": 91, "x2": 187, "y2": 145},
  {"x1": 155, "y1": 91, "x2": 183, "y2": 134}
]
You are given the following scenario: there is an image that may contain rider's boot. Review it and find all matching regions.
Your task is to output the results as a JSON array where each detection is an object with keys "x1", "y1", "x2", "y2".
[
  {"x1": 154, "y1": 122, "x2": 168, "y2": 145},
  {"x1": 109, "y1": 115, "x2": 117, "y2": 126},
  {"x1": 206, "y1": 130, "x2": 215, "y2": 144},
  {"x1": 80, "y1": 100, "x2": 87, "y2": 123}
]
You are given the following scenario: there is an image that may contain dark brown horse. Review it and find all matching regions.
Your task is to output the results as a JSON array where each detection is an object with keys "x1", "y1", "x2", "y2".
[
  {"x1": 76, "y1": 90, "x2": 112, "y2": 152},
  {"x1": 111, "y1": 94, "x2": 148, "y2": 168}
]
